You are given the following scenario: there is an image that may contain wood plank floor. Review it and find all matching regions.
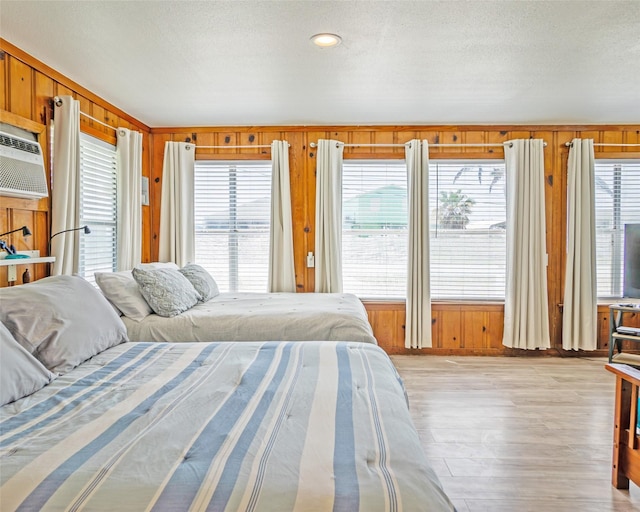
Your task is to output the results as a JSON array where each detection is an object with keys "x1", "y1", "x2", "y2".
[{"x1": 390, "y1": 355, "x2": 640, "y2": 511}]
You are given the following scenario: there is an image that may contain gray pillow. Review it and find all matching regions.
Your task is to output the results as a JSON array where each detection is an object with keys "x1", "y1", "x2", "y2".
[
  {"x1": 94, "y1": 263, "x2": 180, "y2": 321},
  {"x1": 0, "y1": 275, "x2": 129, "y2": 374},
  {"x1": 0, "y1": 322, "x2": 56, "y2": 406},
  {"x1": 132, "y1": 267, "x2": 201, "y2": 317},
  {"x1": 178, "y1": 264, "x2": 220, "y2": 302}
]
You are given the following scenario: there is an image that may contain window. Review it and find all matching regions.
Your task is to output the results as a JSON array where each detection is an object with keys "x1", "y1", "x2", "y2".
[
  {"x1": 594, "y1": 160, "x2": 640, "y2": 298},
  {"x1": 194, "y1": 161, "x2": 272, "y2": 292},
  {"x1": 342, "y1": 161, "x2": 408, "y2": 298},
  {"x1": 341, "y1": 159, "x2": 506, "y2": 300},
  {"x1": 429, "y1": 161, "x2": 506, "y2": 300},
  {"x1": 78, "y1": 133, "x2": 117, "y2": 283}
]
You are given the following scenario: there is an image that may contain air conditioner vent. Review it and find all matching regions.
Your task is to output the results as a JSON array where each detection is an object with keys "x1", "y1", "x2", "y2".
[
  {"x1": 0, "y1": 131, "x2": 48, "y2": 199},
  {"x1": 0, "y1": 135, "x2": 41, "y2": 155}
]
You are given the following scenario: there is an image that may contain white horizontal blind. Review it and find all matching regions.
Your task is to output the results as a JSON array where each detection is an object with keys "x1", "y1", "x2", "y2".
[
  {"x1": 342, "y1": 161, "x2": 407, "y2": 298},
  {"x1": 194, "y1": 161, "x2": 272, "y2": 292},
  {"x1": 78, "y1": 133, "x2": 117, "y2": 283},
  {"x1": 594, "y1": 160, "x2": 640, "y2": 298},
  {"x1": 341, "y1": 160, "x2": 506, "y2": 300},
  {"x1": 430, "y1": 161, "x2": 506, "y2": 300}
]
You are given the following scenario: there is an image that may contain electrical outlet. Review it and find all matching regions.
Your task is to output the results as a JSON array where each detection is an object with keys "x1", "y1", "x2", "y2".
[{"x1": 7, "y1": 264, "x2": 17, "y2": 282}]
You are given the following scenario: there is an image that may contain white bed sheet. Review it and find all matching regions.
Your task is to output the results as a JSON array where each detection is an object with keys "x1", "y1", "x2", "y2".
[{"x1": 122, "y1": 292, "x2": 377, "y2": 344}]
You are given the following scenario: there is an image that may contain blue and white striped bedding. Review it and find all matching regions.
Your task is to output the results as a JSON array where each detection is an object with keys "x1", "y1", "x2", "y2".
[{"x1": 0, "y1": 341, "x2": 454, "y2": 511}]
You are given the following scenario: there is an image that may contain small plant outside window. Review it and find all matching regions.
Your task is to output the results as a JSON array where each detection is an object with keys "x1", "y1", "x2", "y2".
[{"x1": 436, "y1": 189, "x2": 475, "y2": 229}]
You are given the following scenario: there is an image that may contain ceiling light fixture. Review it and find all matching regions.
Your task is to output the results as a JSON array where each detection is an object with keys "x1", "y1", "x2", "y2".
[{"x1": 310, "y1": 33, "x2": 342, "y2": 48}]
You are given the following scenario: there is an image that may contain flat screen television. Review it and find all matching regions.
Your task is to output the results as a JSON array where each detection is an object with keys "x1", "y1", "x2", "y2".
[{"x1": 624, "y1": 223, "x2": 640, "y2": 298}]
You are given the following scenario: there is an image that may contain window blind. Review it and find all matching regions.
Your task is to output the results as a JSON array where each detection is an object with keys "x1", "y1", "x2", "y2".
[
  {"x1": 594, "y1": 159, "x2": 640, "y2": 298},
  {"x1": 429, "y1": 161, "x2": 506, "y2": 300},
  {"x1": 341, "y1": 160, "x2": 506, "y2": 300},
  {"x1": 78, "y1": 133, "x2": 117, "y2": 283},
  {"x1": 194, "y1": 161, "x2": 272, "y2": 292},
  {"x1": 342, "y1": 161, "x2": 408, "y2": 298}
]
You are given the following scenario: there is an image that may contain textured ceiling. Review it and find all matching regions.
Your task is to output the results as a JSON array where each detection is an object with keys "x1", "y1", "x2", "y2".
[{"x1": 1, "y1": 0, "x2": 639, "y2": 127}]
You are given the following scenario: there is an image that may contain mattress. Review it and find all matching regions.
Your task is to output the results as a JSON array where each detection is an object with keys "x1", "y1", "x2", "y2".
[
  {"x1": 122, "y1": 292, "x2": 377, "y2": 344},
  {"x1": 0, "y1": 341, "x2": 454, "y2": 512}
]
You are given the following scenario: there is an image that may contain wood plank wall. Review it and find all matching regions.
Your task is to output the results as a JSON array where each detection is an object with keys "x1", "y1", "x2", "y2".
[
  {"x1": 2, "y1": 39, "x2": 639, "y2": 356},
  {"x1": 0, "y1": 39, "x2": 152, "y2": 289},
  {"x1": 149, "y1": 126, "x2": 640, "y2": 355}
]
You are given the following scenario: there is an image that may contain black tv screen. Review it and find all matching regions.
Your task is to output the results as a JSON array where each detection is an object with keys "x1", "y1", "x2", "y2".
[{"x1": 624, "y1": 223, "x2": 640, "y2": 298}]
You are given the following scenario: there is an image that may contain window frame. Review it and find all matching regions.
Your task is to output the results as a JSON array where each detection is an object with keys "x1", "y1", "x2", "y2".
[
  {"x1": 77, "y1": 131, "x2": 118, "y2": 283},
  {"x1": 340, "y1": 156, "x2": 507, "y2": 302},
  {"x1": 193, "y1": 159, "x2": 273, "y2": 293},
  {"x1": 593, "y1": 157, "x2": 640, "y2": 301}
]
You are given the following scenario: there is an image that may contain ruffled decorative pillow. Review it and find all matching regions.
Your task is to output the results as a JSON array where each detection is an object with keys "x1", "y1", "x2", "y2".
[
  {"x1": 179, "y1": 264, "x2": 220, "y2": 302},
  {"x1": 132, "y1": 267, "x2": 201, "y2": 317}
]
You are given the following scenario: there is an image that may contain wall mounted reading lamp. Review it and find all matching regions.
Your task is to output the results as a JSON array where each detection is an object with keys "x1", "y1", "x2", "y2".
[
  {"x1": 49, "y1": 225, "x2": 91, "y2": 257},
  {"x1": 0, "y1": 226, "x2": 32, "y2": 257}
]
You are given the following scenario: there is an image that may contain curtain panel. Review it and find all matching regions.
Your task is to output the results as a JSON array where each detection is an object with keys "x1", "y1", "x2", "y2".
[
  {"x1": 268, "y1": 140, "x2": 296, "y2": 292},
  {"x1": 503, "y1": 139, "x2": 551, "y2": 350},
  {"x1": 159, "y1": 142, "x2": 195, "y2": 267},
  {"x1": 51, "y1": 96, "x2": 81, "y2": 276},
  {"x1": 405, "y1": 139, "x2": 432, "y2": 349},
  {"x1": 314, "y1": 139, "x2": 344, "y2": 293},
  {"x1": 116, "y1": 128, "x2": 143, "y2": 271},
  {"x1": 563, "y1": 139, "x2": 597, "y2": 351}
]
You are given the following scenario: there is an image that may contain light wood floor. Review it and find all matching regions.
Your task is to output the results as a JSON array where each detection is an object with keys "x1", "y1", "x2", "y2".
[{"x1": 390, "y1": 355, "x2": 640, "y2": 512}]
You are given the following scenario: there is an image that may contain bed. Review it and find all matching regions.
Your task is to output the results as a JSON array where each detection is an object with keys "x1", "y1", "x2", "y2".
[
  {"x1": 95, "y1": 264, "x2": 377, "y2": 345},
  {"x1": 122, "y1": 292, "x2": 377, "y2": 344},
  {"x1": 0, "y1": 275, "x2": 455, "y2": 511},
  {"x1": 605, "y1": 362, "x2": 640, "y2": 489}
]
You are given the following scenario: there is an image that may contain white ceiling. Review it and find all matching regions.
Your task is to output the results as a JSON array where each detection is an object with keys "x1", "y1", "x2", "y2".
[{"x1": 2, "y1": 0, "x2": 639, "y2": 127}]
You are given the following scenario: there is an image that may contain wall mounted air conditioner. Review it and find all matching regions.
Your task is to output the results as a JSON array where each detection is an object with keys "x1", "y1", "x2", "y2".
[{"x1": 0, "y1": 130, "x2": 48, "y2": 199}]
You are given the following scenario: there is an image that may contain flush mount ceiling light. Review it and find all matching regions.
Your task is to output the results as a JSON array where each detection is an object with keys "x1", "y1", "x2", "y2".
[{"x1": 310, "y1": 33, "x2": 342, "y2": 48}]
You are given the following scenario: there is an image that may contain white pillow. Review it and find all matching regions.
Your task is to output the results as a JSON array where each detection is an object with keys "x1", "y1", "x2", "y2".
[
  {"x1": 0, "y1": 275, "x2": 128, "y2": 374},
  {"x1": 95, "y1": 271, "x2": 152, "y2": 321},
  {"x1": 0, "y1": 322, "x2": 56, "y2": 406},
  {"x1": 132, "y1": 267, "x2": 201, "y2": 317},
  {"x1": 95, "y1": 262, "x2": 179, "y2": 322}
]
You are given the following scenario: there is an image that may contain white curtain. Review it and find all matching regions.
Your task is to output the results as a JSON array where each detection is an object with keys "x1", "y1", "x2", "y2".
[
  {"x1": 563, "y1": 139, "x2": 597, "y2": 351},
  {"x1": 503, "y1": 139, "x2": 551, "y2": 350},
  {"x1": 116, "y1": 128, "x2": 143, "y2": 271},
  {"x1": 159, "y1": 141, "x2": 195, "y2": 267},
  {"x1": 268, "y1": 140, "x2": 296, "y2": 292},
  {"x1": 51, "y1": 96, "x2": 81, "y2": 276},
  {"x1": 314, "y1": 139, "x2": 344, "y2": 292},
  {"x1": 405, "y1": 139, "x2": 432, "y2": 349}
]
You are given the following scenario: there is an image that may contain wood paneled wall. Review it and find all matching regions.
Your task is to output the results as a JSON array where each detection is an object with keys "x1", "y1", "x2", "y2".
[
  {"x1": 150, "y1": 126, "x2": 640, "y2": 355},
  {"x1": 0, "y1": 39, "x2": 151, "y2": 288},
  {"x1": 3, "y1": 39, "x2": 639, "y2": 356}
]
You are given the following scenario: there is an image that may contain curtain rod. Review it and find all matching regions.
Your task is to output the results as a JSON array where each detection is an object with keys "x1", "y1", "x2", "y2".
[
  {"x1": 309, "y1": 141, "x2": 546, "y2": 149},
  {"x1": 565, "y1": 142, "x2": 640, "y2": 147},
  {"x1": 196, "y1": 144, "x2": 271, "y2": 149},
  {"x1": 194, "y1": 144, "x2": 291, "y2": 150},
  {"x1": 53, "y1": 96, "x2": 118, "y2": 132}
]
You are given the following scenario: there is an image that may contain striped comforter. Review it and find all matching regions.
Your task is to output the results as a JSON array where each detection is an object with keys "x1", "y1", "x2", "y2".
[{"x1": 0, "y1": 341, "x2": 454, "y2": 511}]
